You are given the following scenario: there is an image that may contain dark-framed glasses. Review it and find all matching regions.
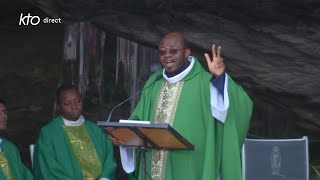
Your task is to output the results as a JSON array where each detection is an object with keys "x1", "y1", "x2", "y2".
[{"x1": 158, "y1": 48, "x2": 185, "y2": 56}]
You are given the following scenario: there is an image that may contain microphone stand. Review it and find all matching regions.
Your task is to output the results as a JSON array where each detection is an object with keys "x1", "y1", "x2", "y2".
[
  {"x1": 106, "y1": 75, "x2": 162, "y2": 122},
  {"x1": 106, "y1": 88, "x2": 144, "y2": 122},
  {"x1": 129, "y1": 127, "x2": 150, "y2": 180}
]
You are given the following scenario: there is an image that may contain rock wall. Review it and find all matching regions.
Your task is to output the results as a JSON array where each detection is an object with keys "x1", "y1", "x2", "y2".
[{"x1": 0, "y1": 21, "x2": 64, "y2": 167}]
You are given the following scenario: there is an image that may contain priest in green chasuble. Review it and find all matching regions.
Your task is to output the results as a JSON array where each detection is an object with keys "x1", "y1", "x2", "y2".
[
  {"x1": 119, "y1": 32, "x2": 253, "y2": 180},
  {"x1": 0, "y1": 98, "x2": 33, "y2": 180},
  {"x1": 33, "y1": 85, "x2": 116, "y2": 180}
]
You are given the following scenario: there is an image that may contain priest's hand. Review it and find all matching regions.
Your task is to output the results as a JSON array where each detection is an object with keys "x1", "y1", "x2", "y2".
[
  {"x1": 204, "y1": 44, "x2": 225, "y2": 77},
  {"x1": 108, "y1": 135, "x2": 124, "y2": 146}
]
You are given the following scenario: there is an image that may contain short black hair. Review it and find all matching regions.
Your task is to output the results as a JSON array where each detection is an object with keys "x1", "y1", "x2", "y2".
[
  {"x1": 0, "y1": 98, "x2": 6, "y2": 106},
  {"x1": 161, "y1": 32, "x2": 189, "y2": 48},
  {"x1": 55, "y1": 83, "x2": 79, "y2": 104}
]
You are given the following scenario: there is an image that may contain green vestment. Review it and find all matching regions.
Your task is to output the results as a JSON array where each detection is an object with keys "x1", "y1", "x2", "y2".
[
  {"x1": 129, "y1": 57, "x2": 253, "y2": 180},
  {"x1": 0, "y1": 138, "x2": 33, "y2": 180},
  {"x1": 33, "y1": 116, "x2": 116, "y2": 180}
]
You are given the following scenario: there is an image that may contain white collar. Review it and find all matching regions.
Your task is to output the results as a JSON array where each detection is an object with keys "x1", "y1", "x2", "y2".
[
  {"x1": 63, "y1": 115, "x2": 85, "y2": 126},
  {"x1": 163, "y1": 56, "x2": 194, "y2": 83}
]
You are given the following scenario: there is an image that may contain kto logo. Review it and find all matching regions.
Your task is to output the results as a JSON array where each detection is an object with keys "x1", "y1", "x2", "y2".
[{"x1": 19, "y1": 13, "x2": 40, "y2": 26}]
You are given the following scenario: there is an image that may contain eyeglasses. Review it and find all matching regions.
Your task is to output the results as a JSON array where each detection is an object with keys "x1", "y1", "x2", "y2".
[{"x1": 158, "y1": 48, "x2": 185, "y2": 56}]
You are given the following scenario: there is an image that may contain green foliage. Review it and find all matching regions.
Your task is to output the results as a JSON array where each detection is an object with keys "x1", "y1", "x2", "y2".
[{"x1": 311, "y1": 165, "x2": 320, "y2": 177}]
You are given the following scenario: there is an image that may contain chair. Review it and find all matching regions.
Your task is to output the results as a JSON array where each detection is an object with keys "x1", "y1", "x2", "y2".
[{"x1": 242, "y1": 136, "x2": 309, "y2": 180}]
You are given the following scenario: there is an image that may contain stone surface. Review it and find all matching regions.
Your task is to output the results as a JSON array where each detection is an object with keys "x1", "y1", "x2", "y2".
[
  {"x1": 1, "y1": 0, "x2": 320, "y2": 177},
  {"x1": 56, "y1": 2, "x2": 320, "y2": 139}
]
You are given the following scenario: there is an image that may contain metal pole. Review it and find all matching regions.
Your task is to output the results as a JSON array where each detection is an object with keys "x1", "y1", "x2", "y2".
[{"x1": 141, "y1": 147, "x2": 146, "y2": 180}]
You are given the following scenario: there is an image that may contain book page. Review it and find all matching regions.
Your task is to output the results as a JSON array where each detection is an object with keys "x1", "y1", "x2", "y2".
[{"x1": 119, "y1": 119, "x2": 150, "y2": 124}]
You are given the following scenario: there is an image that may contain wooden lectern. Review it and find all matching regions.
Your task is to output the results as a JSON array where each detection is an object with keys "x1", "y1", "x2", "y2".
[{"x1": 97, "y1": 121, "x2": 194, "y2": 180}]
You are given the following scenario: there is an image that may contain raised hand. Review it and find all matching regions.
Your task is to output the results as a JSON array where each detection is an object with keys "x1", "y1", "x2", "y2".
[{"x1": 204, "y1": 44, "x2": 225, "y2": 77}]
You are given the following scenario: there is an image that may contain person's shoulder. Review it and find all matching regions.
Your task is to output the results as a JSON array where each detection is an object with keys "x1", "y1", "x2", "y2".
[
  {"x1": 84, "y1": 119, "x2": 97, "y2": 126},
  {"x1": 83, "y1": 120, "x2": 105, "y2": 136},
  {"x1": 147, "y1": 70, "x2": 162, "y2": 80},
  {"x1": 1, "y1": 138, "x2": 18, "y2": 150},
  {"x1": 142, "y1": 70, "x2": 163, "y2": 86},
  {"x1": 84, "y1": 119, "x2": 101, "y2": 129},
  {"x1": 40, "y1": 116, "x2": 62, "y2": 131},
  {"x1": 190, "y1": 56, "x2": 212, "y2": 79}
]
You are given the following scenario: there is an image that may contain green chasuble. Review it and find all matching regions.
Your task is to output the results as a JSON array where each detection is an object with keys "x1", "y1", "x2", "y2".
[
  {"x1": 0, "y1": 138, "x2": 34, "y2": 180},
  {"x1": 129, "y1": 57, "x2": 253, "y2": 180},
  {"x1": 63, "y1": 125, "x2": 102, "y2": 180},
  {"x1": 33, "y1": 116, "x2": 116, "y2": 180}
]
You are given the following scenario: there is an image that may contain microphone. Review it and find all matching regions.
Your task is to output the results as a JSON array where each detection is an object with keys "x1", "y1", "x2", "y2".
[{"x1": 106, "y1": 75, "x2": 163, "y2": 122}]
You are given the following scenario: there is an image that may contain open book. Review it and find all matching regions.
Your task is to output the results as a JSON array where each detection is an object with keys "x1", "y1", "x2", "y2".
[{"x1": 119, "y1": 119, "x2": 150, "y2": 124}]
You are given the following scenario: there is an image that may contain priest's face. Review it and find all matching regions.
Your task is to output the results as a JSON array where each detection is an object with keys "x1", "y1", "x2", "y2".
[
  {"x1": 0, "y1": 103, "x2": 8, "y2": 130},
  {"x1": 58, "y1": 89, "x2": 83, "y2": 121},
  {"x1": 158, "y1": 33, "x2": 190, "y2": 75}
]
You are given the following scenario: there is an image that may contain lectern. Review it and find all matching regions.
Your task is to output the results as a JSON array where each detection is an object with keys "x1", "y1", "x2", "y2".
[{"x1": 97, "y1": 121, "x2": 194, "y2": 180}]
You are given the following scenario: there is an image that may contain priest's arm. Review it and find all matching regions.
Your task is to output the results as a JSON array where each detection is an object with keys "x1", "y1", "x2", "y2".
[{"x1": 33, "y1": 129, "x2": 76, "y2": 180}]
